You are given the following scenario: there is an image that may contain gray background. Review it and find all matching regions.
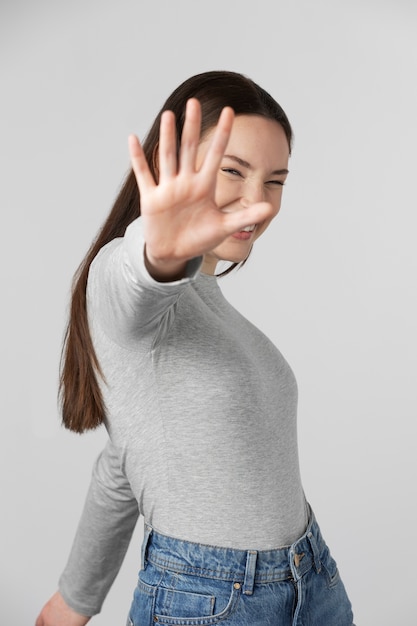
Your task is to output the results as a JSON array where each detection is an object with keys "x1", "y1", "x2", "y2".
[{"x1": 1, "y1": 1, "x2": 416, "y2": 624}]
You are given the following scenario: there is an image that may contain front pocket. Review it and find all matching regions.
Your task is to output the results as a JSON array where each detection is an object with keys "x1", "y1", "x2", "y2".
[
  {"x1": 320, "y1": 546, "x2": 341, "y2": 588},
  {"x1": 128, "y1": 576, "x2": 157, "y2": 626},
  {"x1": 155, "y1": 586, "x2": 215, "y2": 618},
  {"x1": 153, "y1": 581, "x2": 241, "y2": 625}
]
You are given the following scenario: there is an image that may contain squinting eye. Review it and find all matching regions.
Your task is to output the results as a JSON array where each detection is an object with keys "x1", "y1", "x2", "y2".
[
  {"x1": 221, "y1": 168, "x2": 243, "y2": 177},
  {"x1": 266, "y1": 180, "x2": 285, "y2": 186}
]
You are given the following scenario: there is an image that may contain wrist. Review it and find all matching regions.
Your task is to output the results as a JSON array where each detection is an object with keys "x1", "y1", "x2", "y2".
[{"x1": 144, "y1": 247, "x2": 187, "y2": 282}]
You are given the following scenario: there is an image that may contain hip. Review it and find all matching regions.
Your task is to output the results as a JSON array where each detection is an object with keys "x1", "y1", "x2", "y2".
[{"x1": 127, "y1": 507, "x2": 354, "y2": 626}]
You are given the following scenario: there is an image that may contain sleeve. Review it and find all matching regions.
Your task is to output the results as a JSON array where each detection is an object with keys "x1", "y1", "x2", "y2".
[
  {"x1": 58, "y1": 440, "x2": 140, "y2": 616},
  {"x1": 87, "y1": 217, "x2": 202, "y2": 346}
]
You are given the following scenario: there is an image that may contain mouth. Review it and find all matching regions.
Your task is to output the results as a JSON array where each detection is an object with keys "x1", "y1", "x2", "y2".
[{"x1": 232, "y1": 224, "x2": 256, "y2": 240}]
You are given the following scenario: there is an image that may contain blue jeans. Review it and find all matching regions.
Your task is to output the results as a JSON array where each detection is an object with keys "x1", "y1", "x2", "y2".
[{"x1": 127, "y1": 510, "x2": 354, "y2": 625}]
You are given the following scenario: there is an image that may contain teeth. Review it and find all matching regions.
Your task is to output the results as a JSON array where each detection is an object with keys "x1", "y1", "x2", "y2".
[{"x1": 242, "y1": 225, "x2": 256, "y2": 232}]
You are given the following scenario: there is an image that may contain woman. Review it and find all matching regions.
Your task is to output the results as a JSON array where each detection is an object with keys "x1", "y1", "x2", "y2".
[{"x1": 36, "y1": 71, "x2": 354, "y2": 626}]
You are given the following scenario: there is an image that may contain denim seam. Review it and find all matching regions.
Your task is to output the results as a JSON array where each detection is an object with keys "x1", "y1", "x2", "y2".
[
  {"x1": 148, "y1": 555, "x2": 293, "y2": 583},
  {"x1": 154, "y1": 583, "x2": 241, "y2": 625},
  {"x1": 148, "y1": 555, "x2": 241, "y2": 581}
]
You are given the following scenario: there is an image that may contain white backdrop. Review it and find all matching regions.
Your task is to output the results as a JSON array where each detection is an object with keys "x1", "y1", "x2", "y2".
[{"x1": 1, "y1": 1, "x2": 416, "y2": 624}]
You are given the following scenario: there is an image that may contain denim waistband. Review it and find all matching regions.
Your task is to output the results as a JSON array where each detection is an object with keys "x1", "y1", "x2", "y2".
[{"x1": 143, "y1": 508, "x2": 326, "y2": 594}]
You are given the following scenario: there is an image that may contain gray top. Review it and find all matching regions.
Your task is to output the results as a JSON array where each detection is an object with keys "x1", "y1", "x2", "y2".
[{"x1": 59, "y1": 217, "x2": 308, "y2": 616}]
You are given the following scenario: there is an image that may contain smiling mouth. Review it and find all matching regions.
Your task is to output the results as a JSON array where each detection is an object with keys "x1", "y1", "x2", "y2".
[{"x1": 232, "y1": 226, "x2": 256, "y2": 240}]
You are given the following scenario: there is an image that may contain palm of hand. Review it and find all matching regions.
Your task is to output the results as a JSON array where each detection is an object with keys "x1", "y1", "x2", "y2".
[{"x1": 129, "y1": 99, "x2": 273, "y2": 269}]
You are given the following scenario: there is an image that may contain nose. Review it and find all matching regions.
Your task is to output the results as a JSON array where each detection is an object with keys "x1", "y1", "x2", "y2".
[{"x1": 240, "y1": 180, "x2": 264, "y2": 208}]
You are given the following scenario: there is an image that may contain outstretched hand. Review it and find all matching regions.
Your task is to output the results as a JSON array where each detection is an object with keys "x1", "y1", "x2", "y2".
[{"x1": 128, "y1": 99, "x2": 274, "y2": 279}]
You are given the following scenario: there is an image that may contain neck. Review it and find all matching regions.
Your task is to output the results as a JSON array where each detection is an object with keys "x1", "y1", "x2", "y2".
[{"x1": 201, "y1": 255, "x2": 217, "y2": 275}]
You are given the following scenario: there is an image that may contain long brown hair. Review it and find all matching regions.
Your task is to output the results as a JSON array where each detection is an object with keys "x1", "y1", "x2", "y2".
[{"x1": 60, "y1": 70, "x2": 293, "y2": 433}]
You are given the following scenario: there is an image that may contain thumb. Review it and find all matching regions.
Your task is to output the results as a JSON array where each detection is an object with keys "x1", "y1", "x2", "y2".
[{"x1": 221, "y1": 201, "x2": 275, "y2": 235}]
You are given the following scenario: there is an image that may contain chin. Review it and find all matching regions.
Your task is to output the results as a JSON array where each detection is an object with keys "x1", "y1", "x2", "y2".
[
  {"x1": 216, "y1": 253, "x2": 248, "y2": 265},
  {"x1": 216, "y1": 242, "x2": 253, "y2": 263}
]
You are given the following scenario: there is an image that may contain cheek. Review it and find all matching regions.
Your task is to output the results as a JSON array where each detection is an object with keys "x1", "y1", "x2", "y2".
[
  {"x1": 268, "y1": 188, "x2": 284, "y2": 209},
  {"x1": 214, "y1": 176, "x2": 242, "y2": 208},
  {"x1": 255, "y1": 208, "x2": 280, "y2": 240},
  {"x1": 266, "y1": 193, "x2": 283, "y2": 221},
  {"x1": 255, "y1": 220, "x2": 272, "y2": 240}
]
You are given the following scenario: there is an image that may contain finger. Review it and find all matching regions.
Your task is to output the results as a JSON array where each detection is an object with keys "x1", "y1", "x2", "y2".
[
  {"x1": 220, "y1": 201, "x2": 276, "y2": 235},
  {"x1": 128, "y1": 134, "x2": 156, "y2": 190},
  {"x1": 179, "y1": 98, "x2": 201, "y2": 172},
  {"x1": 199, "y1": 107, "x2": 234, "y2": 175},
  {"x1": 158, "y1": 110, "x2": 178, "y2": 181}
]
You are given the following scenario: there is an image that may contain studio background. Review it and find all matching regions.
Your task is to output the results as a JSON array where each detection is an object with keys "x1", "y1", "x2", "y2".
[{"x1": 1, "y1": 1, "x2": 416, "y2": 624}]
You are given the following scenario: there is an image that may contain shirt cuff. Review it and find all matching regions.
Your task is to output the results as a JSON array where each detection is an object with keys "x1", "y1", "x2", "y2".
[{"x1": 123, "y1": 218, "x2": 202, "y2": 287}]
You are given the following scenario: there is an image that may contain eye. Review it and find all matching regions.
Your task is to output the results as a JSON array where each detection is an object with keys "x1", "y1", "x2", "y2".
[
  {"x1": 221, "y1": 167, "x2": 243, "y2": 178},
  {"x1": 266, "y1": 179, "x2": 285, "y2": 186}
]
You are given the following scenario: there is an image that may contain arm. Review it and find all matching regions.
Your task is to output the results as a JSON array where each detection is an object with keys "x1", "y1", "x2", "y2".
[
  {"x1": 35, "y1": 593, "x2": 90, "y2": 626},
  {"x1": 36, "y1": 440, "x2": 139, "y2": 623},
  {"x1": 88, "y1": 100, "x2": 275, "y2": 345},
  {"x1": 87, "y1": 218, "x2": 202, "y2": 346}
]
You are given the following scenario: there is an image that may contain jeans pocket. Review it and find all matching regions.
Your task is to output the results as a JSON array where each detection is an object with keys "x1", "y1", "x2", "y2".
[
  {"x1": 155, "y1": 586, "x2": 215, "y2": 618},
  {"x1": 128, "y1": 577, "x2": 156, "y2": 626},
  {"x1": 153, "y1": 579, "x2": 241, "y2": 625},
  {"x1": 320, "y1": 545, "x2": 341, "y2": 588}
]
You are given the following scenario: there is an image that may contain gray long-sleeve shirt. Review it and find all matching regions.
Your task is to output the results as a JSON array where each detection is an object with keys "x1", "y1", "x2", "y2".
[{"x1": 59, "y1": 217, "x2": 308, "y2": 615}]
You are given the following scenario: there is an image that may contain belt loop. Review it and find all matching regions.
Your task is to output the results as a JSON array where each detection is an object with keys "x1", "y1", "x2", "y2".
[
  {"x1": 307, "y1": 531, "x2": 321, "y2": 573},
  {"x1": 141, "y1": 523, "x2": 153, "y2": 569},
  {"x1": 242, "y1": 550, "x2": 258, "y2": 595}
]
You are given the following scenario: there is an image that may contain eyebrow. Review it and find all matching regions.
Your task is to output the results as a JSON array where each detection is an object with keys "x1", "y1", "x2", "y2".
[{"x1": 223, "y1": 154, "x2": 289, "y2": 176}]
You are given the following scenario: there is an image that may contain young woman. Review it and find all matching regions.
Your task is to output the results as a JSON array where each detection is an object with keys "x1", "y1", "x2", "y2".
[{"x1": 36, "y1": 71, "x2": 354, "y2": 626}]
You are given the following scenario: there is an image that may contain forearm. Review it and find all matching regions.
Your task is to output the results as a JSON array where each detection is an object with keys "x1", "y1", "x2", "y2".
[
  {"x1": 59, "y1": 495, "x2": 138, "y2": 616},
  {"x1": 58, "y1": 442, "x2": 140, "y2": 616}
]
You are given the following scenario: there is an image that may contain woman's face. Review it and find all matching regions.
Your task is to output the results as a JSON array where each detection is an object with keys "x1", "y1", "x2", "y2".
[{"x1": 197, "y1": 115, "x2": 290, "y2": 274}]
